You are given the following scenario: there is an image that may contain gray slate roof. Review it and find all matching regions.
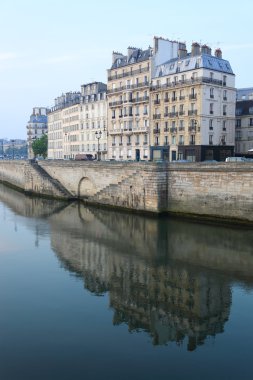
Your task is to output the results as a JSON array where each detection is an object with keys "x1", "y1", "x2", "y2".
[
  {"x1": 111, "y1": 48, "x2": 151, "y2": 69},
  {"x1": 154, "y1": 54, "x2": 234, "y2": 78}
]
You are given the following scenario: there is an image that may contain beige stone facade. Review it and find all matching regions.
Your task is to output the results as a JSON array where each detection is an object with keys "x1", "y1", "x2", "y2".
[
  {"x1": 150, "y1": 43, "x2": 236, "y2": 162},
  {"x1": 107, "y1": 48, "x2": 151, "y2": 161},
  {"x1": 80, "y1": 82, "x2": 107, "y2": 160}
]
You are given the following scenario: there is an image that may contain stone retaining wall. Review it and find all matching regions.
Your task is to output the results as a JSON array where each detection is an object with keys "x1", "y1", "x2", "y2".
[{"x1": 1, "y1": 159, "x2": 253, "y2": 222}]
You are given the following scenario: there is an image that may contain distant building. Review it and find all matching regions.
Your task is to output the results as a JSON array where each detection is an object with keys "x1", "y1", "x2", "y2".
[
  {"x1": 27, "y1": 107, "x2": 48, "y2": 159},
  {"x1": 236, "y1": 87, "x2": 253, "y2": 101},
  {"x1": 235, "y1": 99, "x2": 253, "y2": 155},
  {"x1": 47, "y1": 92, "x2": 81, "y2": 159},
  {"x1": 48, "y1": 84, "x2": 107, "y2": 160}
]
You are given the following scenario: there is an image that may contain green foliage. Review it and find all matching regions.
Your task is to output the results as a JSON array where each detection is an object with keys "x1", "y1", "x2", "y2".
[{"x1": 32, "y1": 134, "x2": 48, "y2": 158}]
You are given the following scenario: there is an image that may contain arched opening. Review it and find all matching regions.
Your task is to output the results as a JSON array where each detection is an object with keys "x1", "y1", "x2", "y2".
[{"x1": 78, "y1": 177, "x2": 96, "y2": 198}]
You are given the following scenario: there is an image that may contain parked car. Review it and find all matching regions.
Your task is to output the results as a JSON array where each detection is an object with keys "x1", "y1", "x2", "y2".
[{"x1": 75, "y1": 154, "x2": 94, "y2": 161}]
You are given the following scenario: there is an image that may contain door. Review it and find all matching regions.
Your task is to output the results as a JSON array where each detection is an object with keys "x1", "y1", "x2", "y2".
[{"x1": 135, "y1": 149, "x2": 140, "y2": 161}]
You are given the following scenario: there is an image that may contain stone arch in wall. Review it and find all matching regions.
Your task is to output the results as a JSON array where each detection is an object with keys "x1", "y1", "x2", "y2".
[{"x1": 78, "y1": 177, "x2": 97, "y2": 198}]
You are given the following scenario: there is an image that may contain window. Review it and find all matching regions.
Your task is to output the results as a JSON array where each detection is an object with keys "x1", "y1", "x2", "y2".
[
  {"x1": 190, "y1": 135, "x2": 195, "y2": 145},
  {"x1": 209, "y1": 119, "x2": 213, "y2": 130},
  {"x1": 236, "y1": 119, "x2": 241, "y2": 128},
  {"x1": 210, "y1": 103, "x2": 214, "y2": 114},
  {"x1": 210, "y1": 88, "x2": 214, "y2": 98},
  {"x1": 164, "y1": 136, "x2": 169, "y2": 145},
  {"x1": 223, "y1": 75, "x2": 227, "y2": 86},
  {"x1": 223, "y1": 120, "x2": 226, "y2": 131},
  {"x1": 172, "y1": 136, "x2": 176, "y2": 145},
  {"x1": 223, "y1": 105, "x2": 227, "y2": 116},
  {"x1": 223, "y1": 90, "x2": 227, "y2": 100},
  {"x1": 179, "y1": 135, "x2": 184, "y2": 144},
  {"x1": 144, "y1": 134, "x2": 148, "y2": 144},
  {"x1": 209, "y1": 135, "x2": 213, "y2": 145}
]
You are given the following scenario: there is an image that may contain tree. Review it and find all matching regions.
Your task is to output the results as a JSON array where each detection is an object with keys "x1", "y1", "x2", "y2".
[{"x1": 32, "y1": 134, "x2": 48, "y2": 158}]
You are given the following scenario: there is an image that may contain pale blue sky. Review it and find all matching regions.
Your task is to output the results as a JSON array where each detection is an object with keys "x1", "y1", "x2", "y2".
[{"x1": 0, "y1": 0, "x2": 252, "y2": 139}]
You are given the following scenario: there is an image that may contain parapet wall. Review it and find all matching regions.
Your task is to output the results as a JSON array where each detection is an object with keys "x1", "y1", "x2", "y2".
[{"x1": 1, "y1": 160, "x2": 253, "y2": 222}]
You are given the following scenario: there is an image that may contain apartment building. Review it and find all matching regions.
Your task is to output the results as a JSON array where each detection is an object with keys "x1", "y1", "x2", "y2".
[
  {"x1": 80, "y1": 82, "x2": 107, "y2": 160},
  {"x1": 235, "y1": 98, "x2": 253, "y2": 155},
  {"x1": 107, "y1": 47, "x2": 152, "y2": 161},
  {"x1": 27, "y1": 107, "x2": 48, "y2": 159},
  {"x1": 48, "y1": 92, "x2": 81, "y2": 159},
  {"x1": 150, "y1": 43, "x2": 236, "y2": 162}
]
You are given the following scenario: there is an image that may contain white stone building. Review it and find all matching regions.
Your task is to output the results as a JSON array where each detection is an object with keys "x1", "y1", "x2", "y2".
[{"x1": 26, "y1": 107, "x2": 48, "y2": 159}]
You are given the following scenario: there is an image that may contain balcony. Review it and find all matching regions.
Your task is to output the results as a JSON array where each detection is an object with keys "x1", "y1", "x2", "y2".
[
  {"x1": 170, "y1": 127, "x2": 177, "y2": 133},
  {"x1": 127, "y1": 142, "x2": 132, "y2": 146},
  {"x1": 169, "y1": 112, "x2": 178, "y2": 118},
  {"x1": 179, "y1": 111, "x2": 185, "y2": 116},
  {"x1": 188, "y1": 110, "x2": 197, "y2": 116},
  {"x1": 109, "y1": 100, "x2": 123, "y2": 107},
  {"x1": 223, "y1": 97, "x2": 227, "y2": 101},
  {"x1": 108, "y1": 66, "x2": 149, "y2": 81},
  {"x1": 179, "y1": 96, "x2": 185, "y2": 100},
  {"x1": 135, "y1": 142, "x2": 140, "y2": 145},
  {"x1": 164, "y1": 98, "x2": 169, "y2": 103},
  {"x1": 223, "y1": 112, "x2": 227, "y2": 116},
  {"x1": 154, "y1": 99, "x2": 160, "y2": 105},
  {"x1": 210, "y1": 94, "x2": 214, "y2": 99},
  {"x1": 153, "y1": 128, "x2": 160, "y2": 134},
  {"x1": 164, "y1": 113, "x2": 169, "y2": 117},
  {"x1": 171, "y1": 97, "x2": 177, "y2": 102},
  {"x1": 210, "y1": 110, "x2": 214, "y2": 114},
  {"x1": 188, "y1": 126, "x2": 196, "y2": 132},
  {"x1": 153, "y1": 114, "x2": 161, "y2": 120},
  {"x1": 132, "y1": 96, "x2": 149, "y2": 103},
  {"x1": 179, "y1": 126, "x2": 185, "y2": 131},
  {"x1": 178, "y1": 141, "x2": 184, "y2": 145},
  {"x1": 189, "y1": 94, "x2": 197, "y2": 100},
  {"x1": 164, "y1": 127, "x2": 169, "y2": 132},
  {"x1": 189, "y1": 141, "x2": 195, "y2": 145},
  {"x1": 149, "y1": 76, "x2": 223, "y2": 93}
]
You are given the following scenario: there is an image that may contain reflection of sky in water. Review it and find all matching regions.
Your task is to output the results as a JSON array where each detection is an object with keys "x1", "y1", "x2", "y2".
[{"x1": 0, "y1": 184, "x2": 253, "y2": 380}]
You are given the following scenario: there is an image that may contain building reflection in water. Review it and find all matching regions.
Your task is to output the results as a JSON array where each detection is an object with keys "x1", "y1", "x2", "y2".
[{"x1": 1, "y1": 184, "x2": 253, "y2": 351}]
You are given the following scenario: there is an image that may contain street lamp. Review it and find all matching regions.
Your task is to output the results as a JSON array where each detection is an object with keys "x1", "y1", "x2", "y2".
[
  {"x1": 95, "y1": 130, "x2": 102, "y2": 161},
  {"x1": 10, "y1": 139, "x2": 15, "y2": 160}
]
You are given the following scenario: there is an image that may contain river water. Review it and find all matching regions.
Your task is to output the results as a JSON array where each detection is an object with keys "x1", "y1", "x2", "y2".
[{"x1": 0, "y1": 183, "x2": 253, "y2": 380}]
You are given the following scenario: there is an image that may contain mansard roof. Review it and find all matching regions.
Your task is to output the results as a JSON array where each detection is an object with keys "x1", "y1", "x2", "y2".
[
  {"x1": 235, "y1": 100, "x2": 253, "y2": 116},
  {"x1": 111, "y1": 48, "x2": 151, "y2": 69},
  {"x1": 29, "y1": 115, "x2": 47, "y2": 123},
  {"x1": 154, "y1": 54, "x2": 234, "y2": 78}
]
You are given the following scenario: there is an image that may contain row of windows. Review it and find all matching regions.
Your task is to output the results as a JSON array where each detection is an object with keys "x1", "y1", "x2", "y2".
[
  {"x1": 64, "y1": 144, "x2": 107, "y2": 152},
  {"x1": 111, "y1": 134, "x2": 148, "y2": 145},
  {"x1": 63, "y1": 106, "x2": 79, "y2": 115},
  {"x1": 111, "y1": 149, "x2": 149, "y2": 159},
  {"x1": 111, "y1": 106, "x2": 148, "y2": 118}
]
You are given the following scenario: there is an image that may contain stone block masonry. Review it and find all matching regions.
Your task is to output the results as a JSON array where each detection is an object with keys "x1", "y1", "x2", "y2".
[{"x1": 1, "y1": 160, "x2": 253, "y2": 223}]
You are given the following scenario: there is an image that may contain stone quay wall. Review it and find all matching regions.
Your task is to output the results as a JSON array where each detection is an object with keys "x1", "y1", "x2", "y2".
[{"x1": 1, "y1": 159, "x2": 253, "y2": 222}]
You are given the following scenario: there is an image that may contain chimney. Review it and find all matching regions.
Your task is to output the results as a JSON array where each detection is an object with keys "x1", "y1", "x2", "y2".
[
  {"x1": 201, "y1": 44, "x2": 209, "y2": 54},
  {"x1": 127, "y1": 46, "x2": 138, "y2": 59},
  {"x1": 215, "y1": 48, "x2": 222, "y2": 58},
  {"x1": 191, "y1": 42, "x2": 200, "y2": 56},
  {"x1": 178, "y1": 48, "x2": 187, "y2": 59},
  {"x1": 112, "y1": 51, "x2": 124, "y2": 65}
]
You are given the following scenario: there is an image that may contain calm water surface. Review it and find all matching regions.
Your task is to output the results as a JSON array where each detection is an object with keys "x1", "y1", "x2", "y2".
[{"x1": 0, "y1": 183, "x2": 253, "y2": 380}]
